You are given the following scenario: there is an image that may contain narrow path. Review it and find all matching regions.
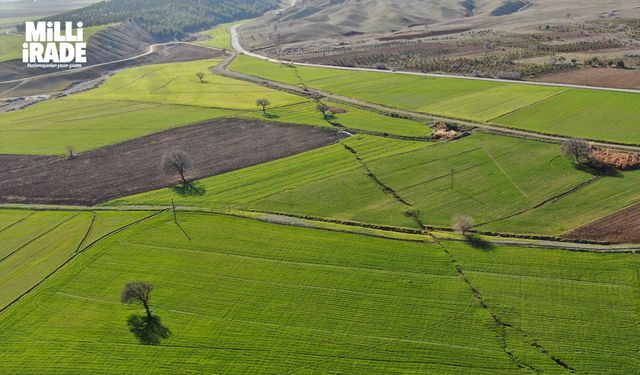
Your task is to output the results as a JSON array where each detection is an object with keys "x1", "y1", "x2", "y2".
[
  {"x1": 1, "y1": 203, "x2": 638, "y2": 253},
  {"x1": 218, "y1": 50, "x2": 640, "y2": 153},
  {"x1": 230, "y1": 24, "x2": 640, "y2": 94}
]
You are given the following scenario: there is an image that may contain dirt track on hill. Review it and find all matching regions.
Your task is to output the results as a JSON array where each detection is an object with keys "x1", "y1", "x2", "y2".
[
  {"x1": 564, "y1": 203, "x2": 640, "y2": 244},
  {"x1": 0, "y1": 119, "x2": 341, "y2": 205}
]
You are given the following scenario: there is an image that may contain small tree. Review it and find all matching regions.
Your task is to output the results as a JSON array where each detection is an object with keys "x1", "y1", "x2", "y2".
[
  {"x1": 316, "y1": 103, "x2": 329, "y2": 118},
  {"x1": 561, "y1": 138, "x2": 591, "y2": 165},
  {"x1": 66, "y1": 145, "x2": 76, "y2": 160},
  {"x1": 121, "y1": 282, "x2": 154, "y2": 318},
  {"x1": 453, "y1": 215, "x2": 474, "y2": 237},
  {"x1": 256, "y1": 98, "x2": 270, "y2": 114},
  {"x1": 163, "y1": 150, "x2": 192, "y2": 186},
  {"x1": 195, "y1": 72, "x2": 205, "y2": 83}
]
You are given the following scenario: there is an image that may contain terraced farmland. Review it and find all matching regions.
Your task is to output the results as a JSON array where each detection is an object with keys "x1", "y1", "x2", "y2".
[
  {"x1": 230, "y1": 56, "x2": 640, "y2": 144},
  {"x1": 0, "y1": 210, "x2": 637, "y2": 373}
]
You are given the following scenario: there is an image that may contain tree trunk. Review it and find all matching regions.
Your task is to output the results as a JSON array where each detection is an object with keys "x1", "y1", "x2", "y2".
[{"x1": 143, "y1": 301, "x2": 152, "y2": 318}]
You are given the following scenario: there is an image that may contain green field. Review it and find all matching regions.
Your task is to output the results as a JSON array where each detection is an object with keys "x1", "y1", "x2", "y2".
[
  {"x1": 0, "y1": 209, "x2": 151, "y2": 309},
  {"x1": 230, "y1": 56, "x2": 640, "y2": 144},
  {"x1": 0, "y1": 210, "x2": 637, "y2": 373},
  {"x1": 114, "y1": 132, "x2": 640, "y2": 236},
  {"x1": 195, "y1": 22, "x2": 238, "y2": 51},
  {"x1": 0, "y1": 60, "x2": 430, "y2": 154}
]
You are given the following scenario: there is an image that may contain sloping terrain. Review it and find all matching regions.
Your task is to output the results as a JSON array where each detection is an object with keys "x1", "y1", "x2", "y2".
[
  {"x1": 240, "y1": 0, "x2": 640, "y2": 49},
  {"x1": 0, "y1": 119, "x2": 341, "y2": 205}
]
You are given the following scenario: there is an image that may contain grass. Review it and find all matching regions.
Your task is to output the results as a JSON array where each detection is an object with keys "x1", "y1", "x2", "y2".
[
  {"x1": 0, "y1": 209, "x2": 150, "y2": 310},
  {"x1": 229, "y1": 55, "x2": 640, "y2": 144},
  {"x1": 195, "y1": 21, "x2": 238, "y2": 51},
  {"x1": 113, "y1": 132, "x2": 640, "y2": 236},
  {"x1": 1, "y1": 60, "x2": 430, "y2": 154},
  {"x1": 0, "y1": 210, "x2": 637, "y2": 373}
]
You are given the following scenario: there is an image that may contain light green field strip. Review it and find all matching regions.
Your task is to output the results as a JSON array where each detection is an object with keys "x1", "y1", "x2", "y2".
[
  {"x1": 1, "y1": 60, "x2": 430, "y2": 154},
  {"x1": 230, "y1": 55, "x2": 640, "y2": 144},
  {"x1": 494, "y1": 88, "x2": 640, "y2": 144},
  {"x1": 446, "y1": 241, "x2": 640, "y2": 373},
  {"x1": 0, "y1": 25, "x2": 107, "y2": 62},
  {"x1": 76, "y1": 59, "x2": 303, "y2": 109},
  {"x1": 0, "y1": 210, "x2": 152, "y2": 310},
  {"x1": 0, "y1": 211, "x2": 637, "y2": 373},
  {"x1": 195, "y1": 21, "x2": 238, "y2": 50},
  {"x1": 114, "y1": 132, "x2": 640, "y2": 236}
]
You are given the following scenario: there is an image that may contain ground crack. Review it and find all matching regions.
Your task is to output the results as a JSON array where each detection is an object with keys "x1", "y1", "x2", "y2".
[
  {"x1": 341, "y1": 142, "x2": 425, "y2": 229},
  {"x1": 430, "y1": 234, "x2": 576, "y2": 373}
]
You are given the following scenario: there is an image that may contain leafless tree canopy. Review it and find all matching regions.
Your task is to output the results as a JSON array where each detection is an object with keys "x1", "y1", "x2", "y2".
[
  {"x1": 195, "y1": 72, "x2": 205, "y2": 83},
  {"x1": 163, "y1": 150, "x2": 192, "y2": 185},
  {"x1": 256, "y1": 98, "x2": 270, "y2": 114},
  {"x1": 561, "y1": 138, "x2": 591, "y2": 165},
  {"x1": 453, "y1": 215, "x2": 474, "y2": 236},
  {"x1": 316, "y1": 103, "x2": 329, "y2": 116},
  {"x1": 121, "y1": 282, "x2": 154, "y2": 318}
]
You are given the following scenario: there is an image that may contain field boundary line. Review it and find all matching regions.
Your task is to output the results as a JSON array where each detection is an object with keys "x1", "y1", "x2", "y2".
[
  {"x1": 222, "y1": 51, "x2": 640, "y2": 152},
  {"x1": 477, "y1": 139, "x2": 530, "y2": 200},
  {"x1": 487, "y1": 89, "x2": 569, "y2": 123},
  {"x1": 1, "y1": 204, "x2": 637, "y2": 252},
  {"x1": 0, "y1": 209, "x2": 166, "y2": 315}
]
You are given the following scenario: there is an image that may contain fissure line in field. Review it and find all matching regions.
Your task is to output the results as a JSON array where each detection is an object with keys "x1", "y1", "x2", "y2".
[
  {"x1": 487, "y1": 89, "x2": 569, "y2": 123},
  {"x1": 340, "y1": 142, "x2": 426, "y2": 229},
  {"x1": 0, "y1": 210, "x2": 166, "y2": 315},
  {"x1": 0, "y1": 211, "x2": 35, "y2": 234},
  {"x1": 475, "y1": 176, "x2": 600, "y2": 228},
  {"x1": 75, "y1": 213, "x2": 97, "y2": 253},
  {"x1": 0, "y1": 213, "x2": 80, "y2": 264},
  {"x1": 430, "y1": 234, "x2": 577, "y2": 373}
]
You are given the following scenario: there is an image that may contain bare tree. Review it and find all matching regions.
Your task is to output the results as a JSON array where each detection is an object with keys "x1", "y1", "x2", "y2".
[
  {"x1": 256, "y1": 98, "x2": 270, "y2": 114},
  {"x1": 163, "y1": 150, "x2": 192, "y2": 185},
  {"x1": 195, "y1": 72, "x2": 205, "y2": 83},
  {"x1": 121, "y1": 282, "x2": 154, "y2": 318},
  {"x1": 316, "y1": 103, "x2": 329, "y2": 118},
  {"x1": 453, "y1": 215, "x2": 474, "y2": 237},
  {"x1": 561, "y1": 138, "x2": 591, "y2": 165}
]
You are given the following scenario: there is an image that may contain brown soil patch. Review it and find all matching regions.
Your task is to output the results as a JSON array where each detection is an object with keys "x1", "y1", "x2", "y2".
[
  {"x1": 0, "y1": 119, "x2": 341, "y2": 205},
  {"x1": 533, "y1": 67, "x2": 640, "y2": 90},
  {"x1": 564, "y1": 203, "x2": 640, "y2": 244}
]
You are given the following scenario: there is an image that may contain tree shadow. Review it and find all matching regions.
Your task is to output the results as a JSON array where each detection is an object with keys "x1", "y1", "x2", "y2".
[
  {"x1": 323, "y1": 113, "x2": 337, "y2": 121},
  {"x1": 263, "y1": 113, "x2": 279, "y2": 119},
  {"x1": 574, "y1": 163, "x2": 622, "y2": 177},
  {"x1": 465, "y1": 234, "x2": 495, "y2": 251},
  {"x1": 127, "y1": 314, "x2": 172, "y2": 345},
  {"x1": 171, "y1": 182, "x2": 206, "y2": 196}
]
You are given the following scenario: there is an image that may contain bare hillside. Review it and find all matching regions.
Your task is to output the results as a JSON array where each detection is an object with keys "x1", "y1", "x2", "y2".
[{"x1": 240, "y1": 0, "x2": 640, "y2": 49}]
